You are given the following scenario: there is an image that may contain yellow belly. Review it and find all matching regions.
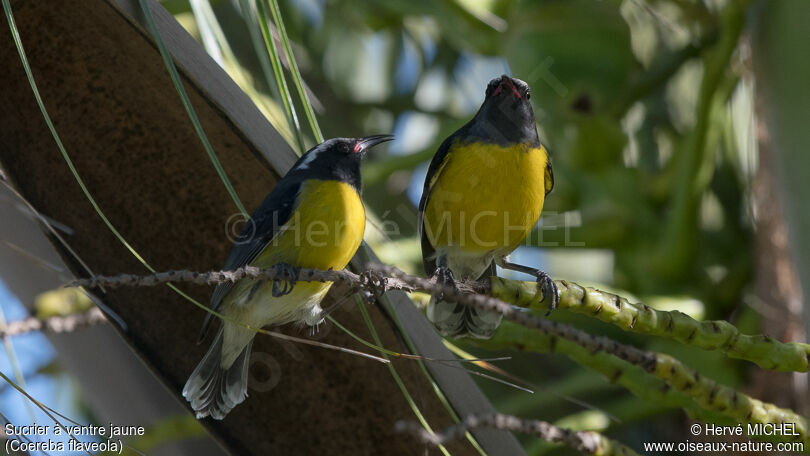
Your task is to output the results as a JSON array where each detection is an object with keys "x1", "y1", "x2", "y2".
[
  {"x1": 424, "y1": 142, "x2": 547, "y2": 253},
  {"x1": 253, "y1": 179, "x2": 366, "y2": 270},
  {"x1": 223, "y1": 179, "x2": 365, "y2": 326},
  {"x1": 219, "y1": 179, "x2": 365, "y2": 366}
]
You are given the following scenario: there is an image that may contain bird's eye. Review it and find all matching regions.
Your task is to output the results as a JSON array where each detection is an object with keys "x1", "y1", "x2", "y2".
[{"x1": 526, "y1": 90, "x2": 531, "y2": 100}]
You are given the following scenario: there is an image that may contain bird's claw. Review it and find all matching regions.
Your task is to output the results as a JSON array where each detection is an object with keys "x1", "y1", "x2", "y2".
[
  {"x1": 537, "y1": 271, "x2": 559, "y2": 316},
  {"x1": 272, "y1": 262, "x2": 297, "y2": 297},
  {"x1": 432, "y1": 266, "x2": 457, "y2": 301},
  {"x1": 359, "y1": 270, "x2": 387, "y2": 303}
]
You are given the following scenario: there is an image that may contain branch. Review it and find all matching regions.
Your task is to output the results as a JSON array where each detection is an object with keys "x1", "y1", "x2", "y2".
[
  {"x1": 396, "y1": 413, "x2": 639, "y2": 456},
  {"x1": 491, "y1": 277, "x2": 810, "y2": 372},
  {"x1": 476, "y1": 323, "x2": 810, "y2": 444},
  {"x1": 66, "y1": 265, "x2": 810, "y2": 444},
  {"x1": 475, "y1": 322, "x2": 728, "y2": 424},
  {"x1": 67, "y1": 265, "x2": 412, "y2": 293},
  {"x1": 0, "y1": 308, "x2": 105, "y2": 338},
  {"x1": 374, "y1": 265, "x2": 660, "y2": 367}
]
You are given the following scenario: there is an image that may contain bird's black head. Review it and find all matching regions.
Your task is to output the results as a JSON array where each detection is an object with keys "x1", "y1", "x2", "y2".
[
  {"x1": 467, "y1": 75, "x2": 539, "y2": 146},
  {"x1": 288, "y1": 135, "x2": 393, "y2": 191}
]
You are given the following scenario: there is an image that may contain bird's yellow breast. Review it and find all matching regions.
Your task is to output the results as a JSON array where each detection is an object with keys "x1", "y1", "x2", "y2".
[
  {"x1": 424, "y1": 142, "x2": 548, "y2": 253},
  {"x1": 218, "y1": 180, "x2": 365, "y2": 356},
  {"x1": 252, "y1": 179, "x2": 366, "y2": 271}
]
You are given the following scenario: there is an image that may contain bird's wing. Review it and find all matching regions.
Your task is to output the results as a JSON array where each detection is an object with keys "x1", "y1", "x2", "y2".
[
  {"x1": 418, "y1": 135, "x2": 457, "y2": 276},
  {"x1": 543, "y1": 146, "x2": 554, "y2": 196},
  {"x1": 199, "y1": 178, "x2": 302, "y2": 341}
]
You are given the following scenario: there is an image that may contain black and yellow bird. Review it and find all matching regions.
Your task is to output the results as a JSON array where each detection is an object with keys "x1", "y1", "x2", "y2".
[
  {"x1": 418, "y1": 75, "x2": 557, "y2": 338},
  {"x1": 183, "y1": 135, "x2": 392, "y2": 419}
]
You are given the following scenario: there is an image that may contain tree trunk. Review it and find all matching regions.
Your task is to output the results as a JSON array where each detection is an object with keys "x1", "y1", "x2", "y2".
[{"x1": 751, "y1": 0, "x2": 810, "y2": 345}]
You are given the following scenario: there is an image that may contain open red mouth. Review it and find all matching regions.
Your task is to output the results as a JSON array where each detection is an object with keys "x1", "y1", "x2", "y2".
[{"x1": 492, "y1": 75, "x2": 522, "y2": 99}]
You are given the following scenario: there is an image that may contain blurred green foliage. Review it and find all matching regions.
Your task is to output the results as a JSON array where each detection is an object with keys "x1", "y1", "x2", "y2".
[{"x1": 169, "y1": 0, "x2": 764, "y2": 453}]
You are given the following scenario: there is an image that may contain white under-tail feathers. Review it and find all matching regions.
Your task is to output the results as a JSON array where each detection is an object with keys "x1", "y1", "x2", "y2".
[
  {"x1": 427, "y1": 297, "x2": 503, "y2": 339},
  {"x1": 182, "y1": 328, "x2": 253, "y2": 420},
  {"x1": 426, "y1": 256, "x2": 503, "y2": 339}
]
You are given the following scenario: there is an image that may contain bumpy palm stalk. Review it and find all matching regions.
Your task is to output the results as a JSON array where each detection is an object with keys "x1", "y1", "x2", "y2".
[
  {"x1": 475, "y1": 322, "x2": 725, "y2": 424},
  {"x1": 68, "y1": 266, "x2": 810, "y2": 443},
  {"x1": 478, "y1": 322, "x2": 810, "y2": 445},
  {"x1": 491, "y1": 277, "x2": 810, "y2": 372},
  {"x1": 374, "y1": 270, "x2": 810, "y2": 444},
  {"x1": 400, "y1": 412, "x2": 641, "y2": 456}
]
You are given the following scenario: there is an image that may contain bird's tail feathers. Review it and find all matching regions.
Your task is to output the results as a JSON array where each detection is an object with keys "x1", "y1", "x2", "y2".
[
  {"x1": 426, "y1": 261, "x2": 503, "y2": 339},
  {"x1": 182, "y1": 328, "x2": 252, "y2": 420},
  {"x1": 427, "y1": 298, "x2": 503, "y2": 339}
]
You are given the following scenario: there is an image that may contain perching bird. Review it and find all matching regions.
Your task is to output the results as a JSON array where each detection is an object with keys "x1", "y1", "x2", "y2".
[
  {"x1": 418, "y1": 75, "x2": 557, "y2": 339},
  {"x1": 183, "y1": 135, "x2": 393, "y2": 419}
]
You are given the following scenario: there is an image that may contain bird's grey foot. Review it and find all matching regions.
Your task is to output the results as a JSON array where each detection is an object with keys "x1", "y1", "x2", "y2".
[
  {"x1": 499, "y1": 261, "x2": 559, "y2": 315},
  {"x1": 432, "y1": 265, "x2": 457, "y2": 302},
  {"x1": 535, "y1": 270, "x2": 559, "y2": 316},
  {"x1": 359, "y1": 269, "x2": 388, "y2": 303}
]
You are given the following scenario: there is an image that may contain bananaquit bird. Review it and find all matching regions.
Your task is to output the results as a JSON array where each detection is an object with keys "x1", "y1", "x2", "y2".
[
  {"x1": 183, "y1": 135, "x2": 393, "y2": 419},
  {"x1": 418, "y1": 75, "x2": 558, "y2": 338}
]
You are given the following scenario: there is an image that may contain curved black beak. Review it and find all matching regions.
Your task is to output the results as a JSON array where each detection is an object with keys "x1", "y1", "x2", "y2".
[{"x1": 353, "y1": 134, "x2": 394, "y2": 153}]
